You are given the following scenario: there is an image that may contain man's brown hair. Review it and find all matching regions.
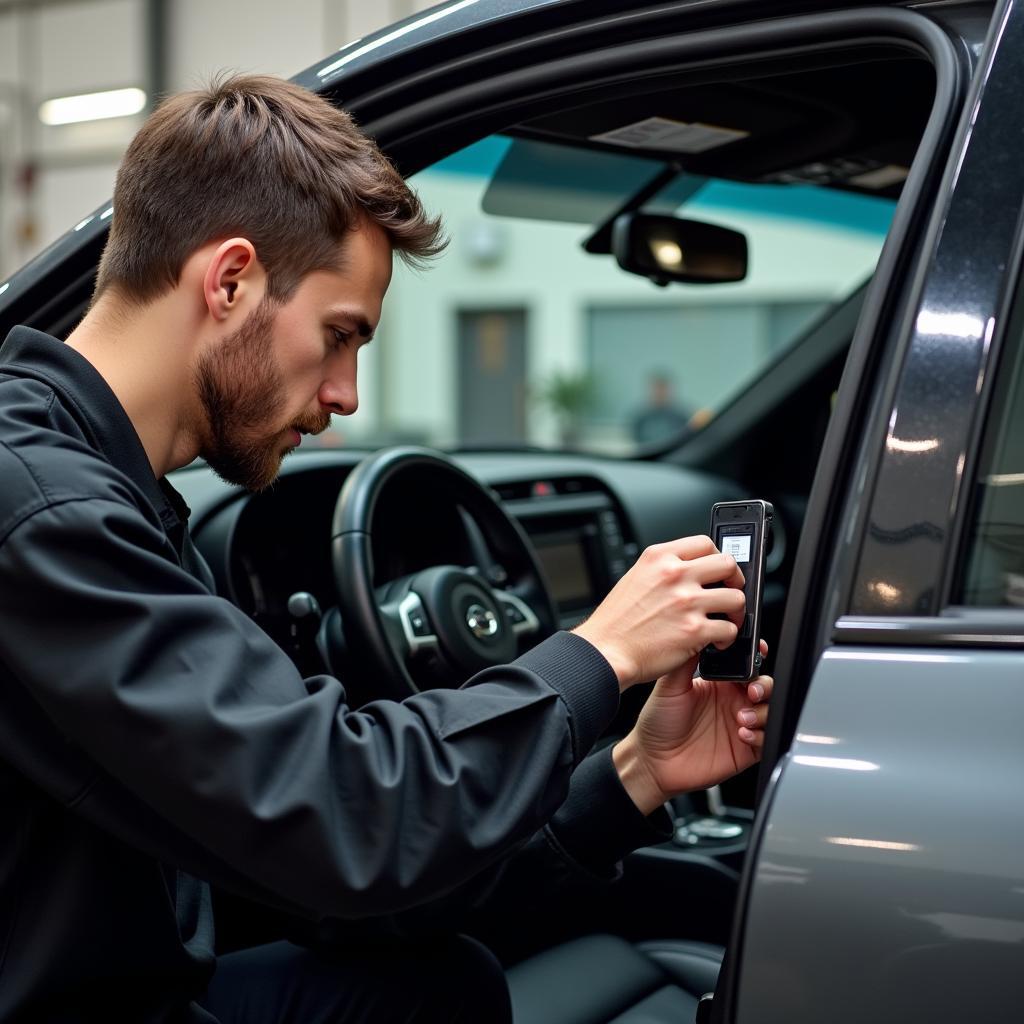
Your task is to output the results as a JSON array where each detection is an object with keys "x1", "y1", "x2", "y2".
[{"x1": 94, "y1": 73, "x2": 445, "y2": 305}]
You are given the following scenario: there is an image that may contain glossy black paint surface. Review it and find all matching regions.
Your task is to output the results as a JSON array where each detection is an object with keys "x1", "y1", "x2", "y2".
[
  {"x1": 298, "y1": 0, "x2": 914, "y2": 93},
  {"x1": 851, "y1": 0, "x2": 1024, "y2": 616}
]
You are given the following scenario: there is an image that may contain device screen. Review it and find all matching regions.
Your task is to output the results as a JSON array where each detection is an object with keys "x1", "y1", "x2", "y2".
[
  {"x1": 716, "y1": 522, "x2": 755, "y2": 614},
  {"x1": 717, "y1": 524, "x2": 753, "y2": 564}
]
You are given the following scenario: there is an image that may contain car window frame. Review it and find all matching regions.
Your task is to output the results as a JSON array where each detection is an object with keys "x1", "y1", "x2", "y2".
[{"x1": 829, "y1": 1, "x2": 1024, "y2": 652}]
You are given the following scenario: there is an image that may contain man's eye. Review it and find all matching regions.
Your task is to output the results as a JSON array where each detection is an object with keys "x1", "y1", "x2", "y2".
[{"x1": 330, "y1": 328, "x2": 351, "y2": 350}]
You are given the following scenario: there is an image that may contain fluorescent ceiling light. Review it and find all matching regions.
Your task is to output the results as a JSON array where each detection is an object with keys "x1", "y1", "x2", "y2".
[{"x1": 39, "y1": 87, "x2": 146, "y2": 126}]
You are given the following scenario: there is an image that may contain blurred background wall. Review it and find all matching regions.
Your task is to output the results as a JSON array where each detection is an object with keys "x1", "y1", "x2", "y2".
[{"x1": 0, "y1": 0, "x2": 438, "y2": 278}]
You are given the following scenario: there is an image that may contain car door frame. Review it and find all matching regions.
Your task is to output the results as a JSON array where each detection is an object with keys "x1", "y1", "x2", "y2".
[{"x1": 721, "y1": 2, "x2": 1024, "y2": 1021}]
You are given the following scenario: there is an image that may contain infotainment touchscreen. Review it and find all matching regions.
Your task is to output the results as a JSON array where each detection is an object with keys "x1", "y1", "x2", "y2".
[{"x1": 532, "y1": 530, "x2": 595, "y2": 609}]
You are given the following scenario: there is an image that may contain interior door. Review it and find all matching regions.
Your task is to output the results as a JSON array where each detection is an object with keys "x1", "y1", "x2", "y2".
[{"x1": 457, "y1": 308, "x2": 527, "y2": 445}]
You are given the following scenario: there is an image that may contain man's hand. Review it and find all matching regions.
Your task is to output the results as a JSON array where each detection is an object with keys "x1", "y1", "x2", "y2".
[
  {"x1": 612, "y1": 641, "x2": 774, "y2": 816},
  {"x1": 571, "y1": 535, "x2": 745, "y2": 690}
]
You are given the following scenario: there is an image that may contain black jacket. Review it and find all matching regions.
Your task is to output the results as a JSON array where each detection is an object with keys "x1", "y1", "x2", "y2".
[{"x1": 0, "y1": 327, "x2": 668, "y2": 1022}]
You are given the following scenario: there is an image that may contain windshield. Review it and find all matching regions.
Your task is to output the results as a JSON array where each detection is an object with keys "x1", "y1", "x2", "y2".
[{"x1": 315, "y1": 134, "x2": 894, "y2": 455}]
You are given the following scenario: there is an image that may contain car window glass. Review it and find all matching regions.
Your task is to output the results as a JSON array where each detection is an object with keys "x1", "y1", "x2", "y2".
[
  {"x1": 957, "y1": 320, "x2": 1024, "y2": 606},
  {"x1": 322, "y1": 134, "x2": 894, "y2": 454}
]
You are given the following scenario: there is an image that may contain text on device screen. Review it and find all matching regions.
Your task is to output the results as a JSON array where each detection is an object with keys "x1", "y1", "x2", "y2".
[{"x1": 720, "y1": 533, "x2": 751, "y2": 563}]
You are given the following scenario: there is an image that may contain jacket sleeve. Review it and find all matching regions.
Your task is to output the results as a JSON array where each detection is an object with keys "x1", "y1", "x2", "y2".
[
  {"x1": 0, "y1": 494, "x2": 619, "y2": 919},
  {"x1": 403, "y1": 743, "x2": 675, "y2": 932},
  {"x1": 275, "y1": 743, "x2": 675, "y2": 945}
]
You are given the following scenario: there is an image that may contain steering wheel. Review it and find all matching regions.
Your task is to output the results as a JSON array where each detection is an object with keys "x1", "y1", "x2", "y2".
[{"x1": 330, "y1": 447, "x2": 558, "y2": 700}]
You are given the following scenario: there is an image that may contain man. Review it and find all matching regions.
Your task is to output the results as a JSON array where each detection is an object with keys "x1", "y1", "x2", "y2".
[
  {"x1": 632, "y1": 371, "x2": 694, "y2": 445},
  {"x1": 0, "y1": 76, "x2": 772, "y2": 1022}
]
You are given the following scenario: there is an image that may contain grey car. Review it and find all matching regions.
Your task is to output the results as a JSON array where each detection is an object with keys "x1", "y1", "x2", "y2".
[{"x1": 2, "y1": 0, "x2": 1022, "y2": 1021}]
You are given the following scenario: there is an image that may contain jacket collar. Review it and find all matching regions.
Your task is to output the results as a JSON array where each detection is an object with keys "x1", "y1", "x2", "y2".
[{"x1": 0, "y1": 326, "x2": 190, "y2": 541}]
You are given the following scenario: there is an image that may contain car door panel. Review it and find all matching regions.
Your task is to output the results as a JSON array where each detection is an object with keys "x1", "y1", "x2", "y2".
[{"x1": 735, "y1": 648, "x2": 1024, "y2": 1023}]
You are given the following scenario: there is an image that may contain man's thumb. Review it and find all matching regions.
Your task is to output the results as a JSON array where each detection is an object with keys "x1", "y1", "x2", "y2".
[{"x1": 656, "y1": 659, "x2": 698, "y2": 695}]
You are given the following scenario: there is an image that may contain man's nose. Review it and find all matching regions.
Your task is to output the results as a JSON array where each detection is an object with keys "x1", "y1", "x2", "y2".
[{"x1": 320, "y1": 374, "x2": 358, "y2": 416}]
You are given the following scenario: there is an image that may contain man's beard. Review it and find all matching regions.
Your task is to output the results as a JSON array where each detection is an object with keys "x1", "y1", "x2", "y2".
[{"x1": 193, "y1": 299, "x2": 331, "y2": 492}]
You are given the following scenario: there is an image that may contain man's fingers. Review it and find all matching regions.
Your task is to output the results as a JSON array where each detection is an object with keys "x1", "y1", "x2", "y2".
[
  {"x1": 747, "y1": 674, "x2": 773, "y2": 703},
  {"x1": 699, "y1": 586, "x2": 745, "y2": 631},
  {"x1": 738, "y1": 673, "x2": 773, "y2": 749},
  {"x1": 700, "y1": 584, "x2": 745, "y2": 614},
  {"x1": 704, "y1": 618, "x2": 739, "y2": 649},
  {"x1": 693, "y1": 553, "x2": 746, "y2": 592},
  {"x1": 737, "y1": 703, "x2": 769, "y2": 730},
  {"x1": 647, "y1": 537, "x2": 746, "y2": 590},
  {"x1": 651, "y1": 536, "x2": 748, "y2": 587},
  {"x1": 738, "y1": 726, "x2": 764, "y2": 751},
  {"x1": 689, "y1": 552, "x2": 745, "y2": 587},
  {"x1": 659, "y1": 534, "x2": 718, "y2": 560}
]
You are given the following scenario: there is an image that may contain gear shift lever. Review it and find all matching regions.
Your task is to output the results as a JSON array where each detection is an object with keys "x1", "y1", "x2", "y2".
[{"x1": 287, "y1": 591, "x2": 323, "y2": 674}]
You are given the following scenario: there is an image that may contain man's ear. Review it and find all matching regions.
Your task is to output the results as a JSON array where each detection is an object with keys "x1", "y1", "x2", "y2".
[{"x1": 202, "y1": 238, "x2": 262, "y2": 321}]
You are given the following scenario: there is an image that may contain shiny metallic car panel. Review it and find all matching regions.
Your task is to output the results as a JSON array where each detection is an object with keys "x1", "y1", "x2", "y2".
[{"x1": 736, "y1": 647, "x2": 1024, "y2": 1023}]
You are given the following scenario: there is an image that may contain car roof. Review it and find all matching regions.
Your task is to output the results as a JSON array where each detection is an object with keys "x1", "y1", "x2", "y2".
[{"x1": 298, "y1": 0, "x2": 914, "y2": 89}]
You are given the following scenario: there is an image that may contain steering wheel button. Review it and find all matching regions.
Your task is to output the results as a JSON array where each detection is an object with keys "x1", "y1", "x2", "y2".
[
  {"x1": 504, "y1": 602, "x2": 524, "y2": 624},
  {"x1": 409, "y1": 613, "x2": 431, "y2": 636}
]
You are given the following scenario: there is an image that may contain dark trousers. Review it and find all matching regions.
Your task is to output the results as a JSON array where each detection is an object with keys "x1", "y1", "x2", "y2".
[{"x1": 199, "y1": 935, "x2": 513, "y2": 1023}]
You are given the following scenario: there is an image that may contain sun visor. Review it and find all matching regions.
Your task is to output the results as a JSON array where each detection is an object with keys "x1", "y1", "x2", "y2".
[{"x1": 481, "y1": 138, "x2": 666, "y2": 225}]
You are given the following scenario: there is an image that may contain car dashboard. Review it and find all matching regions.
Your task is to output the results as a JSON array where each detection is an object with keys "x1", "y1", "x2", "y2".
[{"x1": 179, "y1": 448, "x2": 750, "y2": 655}]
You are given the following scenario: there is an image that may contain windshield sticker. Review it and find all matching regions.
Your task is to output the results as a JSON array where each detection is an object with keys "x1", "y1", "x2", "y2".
[
  {"x1": 590, "y1": 117, "x2": 749, "y2": 153},
  {"x1": 847, "y1": 165, "x2": 909, "y2": 190}
]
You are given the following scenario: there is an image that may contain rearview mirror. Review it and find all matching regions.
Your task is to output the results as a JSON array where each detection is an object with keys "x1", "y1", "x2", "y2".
[{"x1": 612, "y1": 212, "x2": 748, "y2": 286}]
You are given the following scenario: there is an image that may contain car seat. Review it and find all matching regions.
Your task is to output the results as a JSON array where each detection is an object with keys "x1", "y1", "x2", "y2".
[{"x1": 506, "y1": 933, "x2": 724, "y2": 1023}]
